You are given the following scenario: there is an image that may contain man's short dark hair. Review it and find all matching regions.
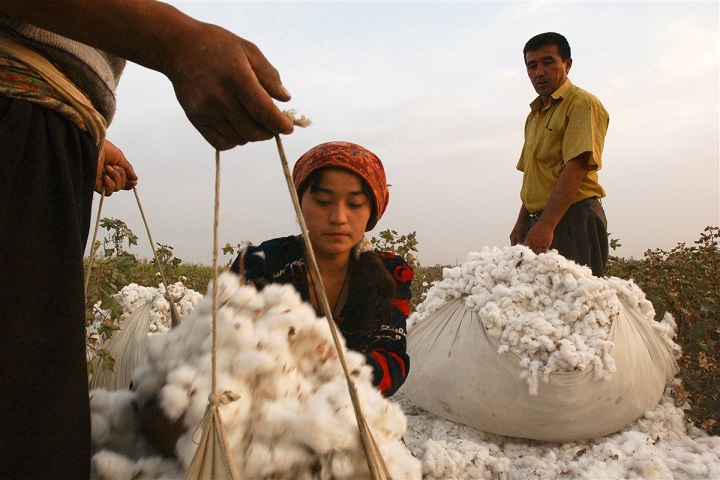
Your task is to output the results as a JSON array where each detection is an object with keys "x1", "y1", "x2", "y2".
[{"x1": 523, "y1": 32, "x2": 571, "y2": 62}]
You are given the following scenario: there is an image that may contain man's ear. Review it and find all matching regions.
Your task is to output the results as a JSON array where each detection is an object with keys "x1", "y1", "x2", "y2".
[{"x1": 565, "y1": 58, "x2": 573, "y2": 73}]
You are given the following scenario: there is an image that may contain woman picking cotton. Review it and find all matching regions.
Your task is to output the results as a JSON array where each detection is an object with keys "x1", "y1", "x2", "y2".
[{"x1": 230, "y1": 141, "x2": 413, "y2": 397}]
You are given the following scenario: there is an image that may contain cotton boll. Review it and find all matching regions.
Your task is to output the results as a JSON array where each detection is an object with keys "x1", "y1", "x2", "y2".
[
  {"x1": 633, "y1": 446, "x2": 675, "y2": 479},
  {"x1": 294, "y1": 388, "x2": 359, "y2": 454},
  {"x1": 321, "y1": 451, "x2": 359, "y2": 479},
  {"x1": 261, "y1": 283, "x2": 304, "y2": 310},
  {"x1": 89, "y1": 389, "x2": 133, "y2": 434},
  {"x1": 366, "y1": 404, "x2": 405, "y2": 442},
  {"x1": 109, "y1": 391, "x2": 142, "y2": 434},
  {"x1": 378, "y1": 436, "x2": 423, "y2": 480},
  {"x1": 90, "y1": 410, "x2": 112, "y2": 449},
  {"x1": 251, "y1": 397, "x2": 303, "y2": 440},
  {"x1": 182, "y1": 369, "x2": 213, "y2": 429},
  {"x1": 158, "y1": 383, "x2": 191, "y2": 422},
  {"x1": 240, "y1": 440, "x2": 314, "y2": 479},
  {"x1": 91, "y1": 449, "x2": 138, "y2": 480},
  {"x1": 421, "y1": 439, "x2": 467, "y2": 479},
  {"x1": 226, "y1": 283, "x2": 265, "y2": 313},
  {"x1": 229, "y1": 349, "x2": 278, "y2": 380},
  {"x1": 89, "y1": 388, "x2": 117, "y2": 413},
  {"x1": 131, "y1": 456, "x2": 184, "y2": 480},
  {"x1": 143, "y1": 332, "x2": 168, "y2": 366},
  {"x1": 130, "y1": 365, "x2": 165, "y2": 408}
]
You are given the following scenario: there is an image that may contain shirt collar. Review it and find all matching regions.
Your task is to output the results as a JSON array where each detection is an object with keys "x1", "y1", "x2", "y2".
[{"x1": 529, "y1": 78, "x2": 574, "y2": 111}]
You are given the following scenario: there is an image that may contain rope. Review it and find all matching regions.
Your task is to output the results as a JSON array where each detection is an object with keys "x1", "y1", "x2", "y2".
[
  {"x1": 184, "y1": 150, "x2": 241, "y2": 480},
  {"x1": 274, "y1": 135, "x2": 390, "y2": 480},
  {"x1": 84, "y1": 187, "x2": 106, "y2": 297},
  {"x1": 133, "y1": 186, "x2": 182, "y2": 327},
  {"x1": 211, "y1": 150, "x2": 221, "y2": 396}
]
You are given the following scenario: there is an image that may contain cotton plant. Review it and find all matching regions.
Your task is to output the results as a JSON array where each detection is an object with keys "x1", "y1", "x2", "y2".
[
  {"x1": 90, "y1": 272, "x2": 421, "y2": 480},
  {"x1": 409, "y1": 245, "x2": 680, "y2": 394}
]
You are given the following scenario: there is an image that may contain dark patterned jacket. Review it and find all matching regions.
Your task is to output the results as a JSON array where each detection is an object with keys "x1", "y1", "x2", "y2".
[{"x1": 230, "y1": 235, "x2": 412, "y2": 396}]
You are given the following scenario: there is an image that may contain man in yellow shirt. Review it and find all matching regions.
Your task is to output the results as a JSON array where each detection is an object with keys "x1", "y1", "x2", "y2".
[{"x1": 510, "y1": 32, "x2": 610, "y2": 277}]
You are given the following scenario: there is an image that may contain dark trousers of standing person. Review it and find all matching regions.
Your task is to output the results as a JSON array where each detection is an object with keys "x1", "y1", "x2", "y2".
[
  {"x1": 0, "y1": 96, "x2": 96, "y2": 480},
  {"x1": 524, "y1": 197, "x2": 609, "y2": 277}
]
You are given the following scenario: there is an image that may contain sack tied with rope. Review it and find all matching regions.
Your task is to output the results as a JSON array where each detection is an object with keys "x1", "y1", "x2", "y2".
[{"x1": 401, "y1": 245, "x2": 680, "y2": 443}]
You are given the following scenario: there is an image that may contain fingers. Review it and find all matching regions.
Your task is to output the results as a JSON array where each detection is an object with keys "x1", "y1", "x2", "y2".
[
  {"x1": 522, "y1": 226, "x2": 553, "y2": 255},
  {"x1": 238, "y1": 40, "x2": 294, "y2": 134},
  {"x1": 195, "y1": 105, "x2": 276, "y2": 151},
  {"x1": 167, "y1": 26, "x2": 294, "y2": 151},
  {"x1": 95, "y1": 140, "x2": 138, "y2": 195},
  {"x1": 243, "y1": 40, "x2": 291, "y2": 103},
  {"x1": 524, "y1": 236, "x2": 552, "y2": 255},
  {"x1": 183, "y1": 89, "x2": 291, "y2": 151},
  {"x1": 100, "y1": 165, "x2": 125, "y2": 196},
  {"x1": 117, "y1": 158, "x2": 138, "y2": 190}
]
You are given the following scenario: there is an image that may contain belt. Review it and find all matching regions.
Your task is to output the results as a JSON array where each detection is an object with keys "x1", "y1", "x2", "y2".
[{"x1": 529, "y1": 197, "x2": 601, "y2": 220}]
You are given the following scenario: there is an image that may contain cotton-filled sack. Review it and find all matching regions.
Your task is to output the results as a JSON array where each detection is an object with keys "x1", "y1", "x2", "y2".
[
  {"x1": 88, "y1": 282, "x2": 203, "y2": 390},
  {"x1": 90, "y1": 272, "x2": 421, "y2": 479},
  {"x1": 402, "y1": 246, "x2": 679, "y2": 442}
]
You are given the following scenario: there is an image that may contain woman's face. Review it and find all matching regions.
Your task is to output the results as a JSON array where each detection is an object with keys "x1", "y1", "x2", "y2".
[{"x1": 300, "y1": 168, "x2": 372, "y2": 259}]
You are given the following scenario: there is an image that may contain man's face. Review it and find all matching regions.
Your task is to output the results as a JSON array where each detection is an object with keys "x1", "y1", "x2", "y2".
[{"x1": 524, "y1": 44, "x2": 572, "y2": 98}]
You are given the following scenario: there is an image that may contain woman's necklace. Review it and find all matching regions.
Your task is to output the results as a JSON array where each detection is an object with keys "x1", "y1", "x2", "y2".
[{"x1": 309, "y1": 266, "x2": 350, "y2": 319}]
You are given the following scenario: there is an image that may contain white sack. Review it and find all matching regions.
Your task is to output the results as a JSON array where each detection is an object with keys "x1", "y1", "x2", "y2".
[{"x1": 403, "y1": 296, "x2": 679, "y2": 442}]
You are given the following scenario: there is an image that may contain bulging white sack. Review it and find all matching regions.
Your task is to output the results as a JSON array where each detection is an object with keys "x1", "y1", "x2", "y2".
[{"x1": 402, "y1": 247, "x2": 679, "y2": 442}]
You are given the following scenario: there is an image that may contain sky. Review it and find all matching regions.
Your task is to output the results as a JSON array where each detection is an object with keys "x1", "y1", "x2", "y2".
[{"x1": 95, "y1": 0, "x2": 720, "y2": 268}]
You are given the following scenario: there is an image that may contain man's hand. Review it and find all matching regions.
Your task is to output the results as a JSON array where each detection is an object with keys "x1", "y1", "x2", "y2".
[
  {"x1": 510, "y1": 205, "x2": 530, "y2": 246},
  {"x1": 519, "y1": 153, "x2": 591, "y2": 254},
  {"x1": 164, "y1": 24, "x2": 294, "y2": 150},
  {"x1": 522, "y1": 222, "x2": 554, "y2": 254},
  {"x1": 95, "y1": 140, "x2": 138, "y2": 196},
  {"x1": 0, "y1": 0, "x2": 295, "y2": 151}
]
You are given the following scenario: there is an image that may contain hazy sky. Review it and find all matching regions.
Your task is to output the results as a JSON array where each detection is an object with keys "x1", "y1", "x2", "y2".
[{"x1": 95, "y1": 0, "x2": 719, "y2": 267}]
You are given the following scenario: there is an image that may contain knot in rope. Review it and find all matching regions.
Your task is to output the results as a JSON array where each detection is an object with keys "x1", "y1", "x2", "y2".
[{"x1": 208, "y1": 390, "x2": 240, "y2": 407}]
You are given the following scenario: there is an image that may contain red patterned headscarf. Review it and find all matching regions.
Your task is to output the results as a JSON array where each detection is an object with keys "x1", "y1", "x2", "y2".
[{"x1": 292, "y1": 141, "x2": 389, "y2": 231}]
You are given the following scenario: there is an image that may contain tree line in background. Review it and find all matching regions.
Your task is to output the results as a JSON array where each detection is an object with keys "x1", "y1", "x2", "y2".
[{"x1": 84, "y1": 220, "x2": 719, "y2": 436}]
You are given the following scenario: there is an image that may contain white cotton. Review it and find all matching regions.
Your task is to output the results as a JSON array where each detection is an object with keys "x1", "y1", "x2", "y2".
[
  {"x1": 91, "y1": 450, "x2": 183, "y2": 480},
  {"x1": 282, "y1": 109, "x2": 312, "y2": 128},
  {"x1": 86, "y1": 280, "x2": 203, "y2": 364},
  {"x1": 396, "y1": 387, "x2": 720, "y2": 480},
  {"x1": 91, "y1": 450, "x2": 138, "y2": 480},
  {"x1": 88, "y1": 272, "x2": 420, "y2": 479},
  {"x1": 411, "y1": 245, "x2": 680, "y2": 393}
]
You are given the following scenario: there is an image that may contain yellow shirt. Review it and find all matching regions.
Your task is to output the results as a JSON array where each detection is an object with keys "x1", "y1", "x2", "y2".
[{"x1": 517, "y1": 79, "x2": 609, "y2": 213}]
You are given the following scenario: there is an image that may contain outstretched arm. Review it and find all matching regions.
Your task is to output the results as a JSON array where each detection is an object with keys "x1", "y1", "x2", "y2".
[{"x1": 0, "y1": 0, "x2": 294, "y2": 150}]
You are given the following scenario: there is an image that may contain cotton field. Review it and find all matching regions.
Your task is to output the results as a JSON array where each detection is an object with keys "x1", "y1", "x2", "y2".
[{"x1": 87, "y1": 247, "x2": 720, "y2": 479}]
